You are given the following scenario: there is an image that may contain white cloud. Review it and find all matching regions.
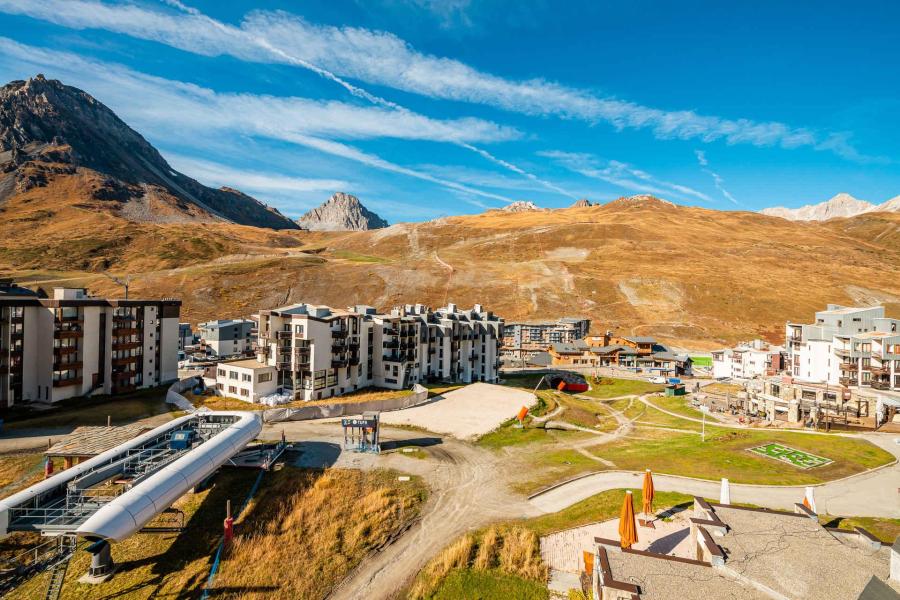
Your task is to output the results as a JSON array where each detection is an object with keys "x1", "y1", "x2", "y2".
[
  {"x1": 539, "y1": 151, "x2": 713, "y2": 205},
  {"x1": 0, "y1": 37, "x2": 514, "y2": 205},
  {"x1": 0, "y1": 0, "x2": 872, "y2": 160},
  {"x1": 694, "y1": 150, "x2": 740, "y2": 206},
  {"x1": 163, "y1": 154, "x2": 349, "y2": 194}
]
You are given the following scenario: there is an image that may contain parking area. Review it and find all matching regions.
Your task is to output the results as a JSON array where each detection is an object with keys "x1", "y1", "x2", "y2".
[{"x1": 379, "y1": 382, "x2": 535, "y2": 440}]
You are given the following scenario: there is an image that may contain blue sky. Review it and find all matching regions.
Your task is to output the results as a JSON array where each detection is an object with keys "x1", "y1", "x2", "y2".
[{"x1": 1, "y1": 0, "x2": 898, "y2": 223}]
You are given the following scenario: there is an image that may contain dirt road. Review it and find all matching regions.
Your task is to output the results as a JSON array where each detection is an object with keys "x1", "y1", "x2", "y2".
[{"x1": 259, "y1": 421, "x2": 540, "y2": 600}]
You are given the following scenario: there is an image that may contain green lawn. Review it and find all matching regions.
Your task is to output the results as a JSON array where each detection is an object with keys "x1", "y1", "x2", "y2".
[
  {"x1": 581, "y1": 378, "x2": 663, "y2": 400},
  {"x1": 690, "y1": 356, "x2": 712, "y2": 367},
  {"x1": 647, "y1": 395, "x2": 707, "y2": 420},
  {"x1": 588, "y1": 427, "x2": 893, "y2": 485},
  {"x1": 821, "y1": 515, "x2": 900, "y2": 543},
  {"x1": 4, "y1": 387, "x2": 174, "y2": 430},
  {"x1": 521, "y1": 489, "x2": 694, "y2": 537},
  {"x1": 427, "y1": 569, "x2": 548, "y2": 600}
]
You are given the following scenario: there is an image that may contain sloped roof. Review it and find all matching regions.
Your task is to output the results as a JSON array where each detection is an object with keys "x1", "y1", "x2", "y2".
[
  {"x1": 551, "y1": 340, "x2": 589, "y2": 354},
  {"x1": 45, "y1": 425, "x2": 150, "y2": 457}
]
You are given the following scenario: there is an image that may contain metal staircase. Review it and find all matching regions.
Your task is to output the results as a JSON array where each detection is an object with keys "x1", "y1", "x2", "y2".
[{"x1": 43, "y1": 537, "x2": 76, "y2": 600}]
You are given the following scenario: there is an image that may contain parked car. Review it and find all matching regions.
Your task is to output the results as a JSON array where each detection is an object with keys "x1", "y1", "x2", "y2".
[{"x1": 648, "y1": 376, "x2": 666, "y2": 384}]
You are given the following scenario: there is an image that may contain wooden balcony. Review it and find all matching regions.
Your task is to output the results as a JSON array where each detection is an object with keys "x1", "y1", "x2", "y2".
[
  {"x1": 53, "y1": 346, "x2": 78, "y2": 356},
  {"x1": 53, "y1": 377, "x2": 82, "y2": 388},
  {"x1": 54, "y1": 316, "x2": 83, "y2": 324},
  {"x1": 53, "y1": 361, "x2": 82, "y2": 371},
  {"x1": 839, "y1": 362, "x2": 857, "y2": 371},
  {"x1": 112, "y1": 327, "x2": 141, "y2": 336},
  {"x1": 112, "y1": 356, "x2": 139, "y2": 367},
  {"x1": 871, "y1": 381, "x2": 891, "y2": 390},
  {"x1": 54, "y1": 330, "x2": 83, "y2": 339},
  {"x1": 868, "y1": 365, "x2": 890, "y2": 375},
  {"x1": 112, "y1": 341, "x2": 142, "y2": 351},
  {"x1": 112, "y1": 370, "x2": 137, "y2": 380},
  {"x1": 839, "y1": 377, "x2": 858, "y2": 387}
]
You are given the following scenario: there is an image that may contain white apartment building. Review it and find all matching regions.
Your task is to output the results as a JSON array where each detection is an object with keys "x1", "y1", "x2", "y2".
[
  {"x1": 786, "y1": 304, "x2": 899, "y2": 392},
  {"x1": 711, "y1": 339, "x2": 785, "y2": 380},
  {"x1": 0, "y1": 281, "x2": 180, "y2": 408},
  {"x1": 501, "y1": 317, "x2": 590, "y2": 358},
  {"x1": 197, "y1": 319, "x2": 254, "y2": 357},
  {"x1": 256, "y1": 301, "x2": 502, "y2": 401},
  {"x1": 214, "y1": 358, "x2": 277, "y2": 402}
]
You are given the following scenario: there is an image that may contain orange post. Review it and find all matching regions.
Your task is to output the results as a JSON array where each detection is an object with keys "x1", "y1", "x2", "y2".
[{"x1": 223, "y1": 499, "x2": 234, "y2": 544}]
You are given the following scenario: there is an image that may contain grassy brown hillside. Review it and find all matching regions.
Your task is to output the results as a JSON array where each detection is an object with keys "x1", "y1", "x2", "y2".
[{"x1": 2, "y1": 189, "x2": 899, "y2": 350}]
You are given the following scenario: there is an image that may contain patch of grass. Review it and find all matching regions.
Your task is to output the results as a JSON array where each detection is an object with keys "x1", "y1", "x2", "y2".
[
  {"x1": 690, "y1": 356, "x2": 712, "y2": 367},
  {"x1": 588, "y1": 427, "x2": 893, "y2": 485},
  {"x1": 4, "y1": 387, "x2": 174, "y2": 430},
  {"x1": 648, "y1": 394, "x2": 707, "y2": 420},
  {"x1": 331, "y1": 249, "x2": 390, "y2": 263},
  {"x1": 187, "y1": 386, "x2": 411, "y2": 411},
  {"x1": 477, "y1": 421, "x2": 559, "y2": 449},
  {"x1": 581, "y1": 377, "x2": 663, "y2": 400},
  {"x1": 0, "y1": 452, "x2": 64, "y2": 495},
  {"x1": 521, "y1": 489, "x2": 694, "y2": 537},
  {"x1": 424, "y1": 383, "x2": 465, "y2": 398},
  {"x1": 498, "y1": 374, "x2": 547, "y2": 391},
  {"x1": 410, "y1": 526, "x2": 546, "y2": 600},
  {"x1": 425, "y1": 569, "x2": 549, "y2": 600},
  {"x1": 821, "y1": 515, "x2": 900, "y2": 542},
  {"x1": 214, "y1": 468, "x2": 427, "y2": 599}
]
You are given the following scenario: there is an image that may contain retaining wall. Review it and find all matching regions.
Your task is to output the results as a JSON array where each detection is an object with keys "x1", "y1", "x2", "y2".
[{"x1": 262, "y1": 384, "x2": 429, "y2": 423}]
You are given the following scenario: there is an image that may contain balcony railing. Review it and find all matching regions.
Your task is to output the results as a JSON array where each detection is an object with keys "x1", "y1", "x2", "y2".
[
  {"x1": 54, "y1": 361, "x2": 82, "y2": 371},
  {"x1": 112, "y1": 327, "x2": 140, "y2": 336},
  {"x1": 54, "y1": 330, "x2": 83, "y2": 339},
  {"x1": 53, "y1": 346, "x2": 78, "y2": 356},
  {"x1": 53, "y1": 377, "x2": 82, "y2": 388},
  {"x1": 112, "y1": 370, "x2": 137, "y2": 380},
  {"x1": 839, "y1": 362, "x2": 857, "y2": 371},
  {"x1": 112, "y1": 356, "x2": 139, "y2": 367},
  {"x1": 112, "y1": 341, "x2": 142, "y2": 351},
  {"x1": 54, "y1": 316, "x2": 83, "y2": 324},
  {"x1": 383, "y1": 353, "x2": 401, "y2": 362},
  {"x1": 331, "y1": 329, "x2": 349, "y2": 339},
  {"x1": 276, "y1": 330, "x2": 294, "y2": 340},
  {"x1": 332, "y1": 359, "x2": 348, "y2": 368},
  {"x1": 838, "y1": 377, "x2": 858, "y2": 386},
  {"x1": 871, "y1": 381, "x2": 891, "y2": 390}
]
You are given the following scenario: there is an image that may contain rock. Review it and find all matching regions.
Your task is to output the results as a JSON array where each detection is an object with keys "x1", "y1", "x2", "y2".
[
  {"x1": 571, "y1": 198, "x2": 593, "y2": 208},
  {"x1": 296, "y1": 192, "x2": 388, "y2": 231},
  {"x1": 501, "y1": 200, "x2": 541, "y2": 212}
]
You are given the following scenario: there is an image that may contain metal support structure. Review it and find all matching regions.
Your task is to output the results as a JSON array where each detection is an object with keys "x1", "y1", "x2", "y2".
[{"x1": 341, "y1": 411, "x2": 380, "y2": 453}]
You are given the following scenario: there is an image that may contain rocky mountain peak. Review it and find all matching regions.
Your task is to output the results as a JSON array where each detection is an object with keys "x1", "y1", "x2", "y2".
[
  {"x1": 571, "y1": 198, "x2": 593, "y2": 208},
  {"x1": 759, "y1": 193, "x2": 891, "y2": 221},
  {"x1": 296, "y1": 192, "x2": 388, "y2": 231},
  {"x1": 501, "y1": 200, "x2": 541, "y2": 212},
  {"x1": 0, "y1": 75, "x2": 298, "y2": 229}
]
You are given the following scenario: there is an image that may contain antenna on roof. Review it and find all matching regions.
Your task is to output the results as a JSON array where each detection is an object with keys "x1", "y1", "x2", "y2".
[{"x1": 103, "y1": 273, "x2": 131, "y2": 299}]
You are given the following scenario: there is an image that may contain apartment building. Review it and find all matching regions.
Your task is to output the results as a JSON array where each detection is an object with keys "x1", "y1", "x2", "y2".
[
  {"x1": 786, "y1": 304, "x2": 899, "y2": 392},
  {"x1": 197, "y1": 319, "x2": 254, "y2": 357},
  {"x1": 214, "y1": 358, "x2": 277, "y2": 402},
  {"x1": 256, "y1": 301, "x2": 501, "y2": 401},
  {"x1": 711, "y1": 339, "x2": 785, "y2": 380},
  {"x1": 178, "y1": 323, "x2": 193, "y2": 351},
  {"x1": 0, "y1": 281, "x2": 180, "y2": 409},
  {"x1": 501, "y1": 317, "x2": 590, "y2": 358}
]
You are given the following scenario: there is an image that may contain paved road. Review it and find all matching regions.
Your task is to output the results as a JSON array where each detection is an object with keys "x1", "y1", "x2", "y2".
[
  {"x1": 259, "y1": 420, "x2": 540, "y2": 600},
  {"x1": 529, "y1": 432, "x2": 900, "y2": 518}
]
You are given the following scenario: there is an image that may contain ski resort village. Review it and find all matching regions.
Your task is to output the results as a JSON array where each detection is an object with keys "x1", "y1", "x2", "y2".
[{"x1": 0, "y1": 279, "x2": 898, "y2": 599}]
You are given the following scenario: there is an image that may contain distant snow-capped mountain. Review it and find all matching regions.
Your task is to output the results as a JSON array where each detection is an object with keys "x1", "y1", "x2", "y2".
[{"x1": 761, "y1": 193, "x2": 900, "y2": 221}]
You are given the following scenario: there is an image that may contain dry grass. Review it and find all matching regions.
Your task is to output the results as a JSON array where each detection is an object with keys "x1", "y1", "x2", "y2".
[
  {"x1": 4, "y1": 176, "x2": 900, "y2": 349},
  {"x1": 186, "y1": 386, "x2": 411, "y2": 412},
  {"x1": 409, "y1": 526, "x2": 546, "y2": 599},
  {"x1": 212, "y1": 468, "x2": 427, "y2": 599}
]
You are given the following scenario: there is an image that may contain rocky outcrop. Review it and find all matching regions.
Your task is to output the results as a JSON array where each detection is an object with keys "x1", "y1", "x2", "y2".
[
  {"x1": 296, "y1": 192, "x2": 387, "y2": 231},
  {"x1": 760, "y1": 193, "x2": 900, "y2": 221},
  {"x1": 501, "y1": 200, "x2": 541, "y2": 212},
  {"x1": 0, "y1": 75, "x2": 298, "y2": 229},
  {"x1": 571, "y1": 198, "x2": 593, "y2": 208}
]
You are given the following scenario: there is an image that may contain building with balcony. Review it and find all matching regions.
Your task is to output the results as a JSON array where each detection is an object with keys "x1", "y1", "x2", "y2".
[
  {"x1": 256, "y1": 301, "x2": 502, "y2": 401},
  {"x1": 501, "y1": 317, "x2": 590, "y2": 359},
  {"x1": 785, "y1": 304, "x2": 899, "y2": 393},
  {"x1": 197, "y1": 318, "x2": 254, "y2": 357},
  {"x1": 711, "y1": 339, "x2": 785, "y2": 380},
  {"x1": 214, "y1": 358, "x2": 277, "y2": 402},
  {"x1": 0, "y1": 281, "x2": 180, "y2": 409}
]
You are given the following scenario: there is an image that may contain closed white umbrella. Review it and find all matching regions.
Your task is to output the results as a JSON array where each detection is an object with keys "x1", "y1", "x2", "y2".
[
  {"x1": 803, "y1": 487, "x2": 817, "y2": 513},
  {"x1": 719, "y1": 478, "x2": 731, "y2": 505}
]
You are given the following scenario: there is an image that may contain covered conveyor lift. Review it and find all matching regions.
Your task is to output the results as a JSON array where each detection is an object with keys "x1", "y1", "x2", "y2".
[{"x1": 0, "y1": 411, "x2": 262, "y2": 592}]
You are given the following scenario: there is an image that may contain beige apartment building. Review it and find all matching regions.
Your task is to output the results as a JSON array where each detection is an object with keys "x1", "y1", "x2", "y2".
[
  {"x1": 256, "y1": 301, "x2": 502, "y2": 401},
  {"x1": 0, "y1": 281, "x2": 181, "y2": 408}
]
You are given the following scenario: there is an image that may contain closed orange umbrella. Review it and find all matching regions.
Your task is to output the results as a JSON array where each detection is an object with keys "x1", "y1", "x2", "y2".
[
  {"x1": 642, "y1": 469, "x2": 655, "y2": 518},
  {"x1": 618, "y1": 491, "x2": 638, "y2": 549}
]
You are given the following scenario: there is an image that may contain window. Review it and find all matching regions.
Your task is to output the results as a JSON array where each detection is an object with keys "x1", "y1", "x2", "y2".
[
  {"x1": 240, "y1": 388, "x2": 249, "y2": 397},
  {"x1": 228, "y1": 385, "x2": 237, "y2": 393},
  {"x1": 258, "y1": 372, "x2": 272, "y2": 383},
  {"x1": 242, "y1": 373, "x2": 252, "y2": 382},
  {"x1": 229, "y1": 371, "x2": 238, "y2": 380}
]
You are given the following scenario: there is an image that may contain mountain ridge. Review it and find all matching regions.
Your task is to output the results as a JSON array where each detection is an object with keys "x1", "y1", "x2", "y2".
[
  {"x1": 296, "y1": 192, "x2": 387, "y2": 231},
  {"x1": 761, "y1": 192, "x2": 900, "y2": 221},
  {"x1": 0, "y1": 75, "x2": 298, "y2": 230}
]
